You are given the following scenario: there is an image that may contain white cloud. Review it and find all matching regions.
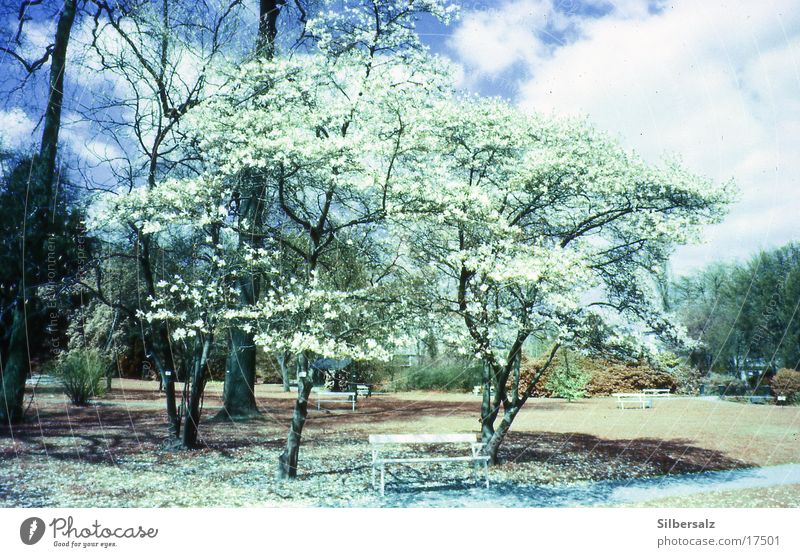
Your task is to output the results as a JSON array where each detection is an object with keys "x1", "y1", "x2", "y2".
[
  {"x1": 448, "y1": 0, "x2": 800, "y2": 273},
  {"x1": 448, "y1": 0, "x2": 559, "y2": 76},
  {"x1": 0, "y1": 108, "x2": 36, "y2": 151}
]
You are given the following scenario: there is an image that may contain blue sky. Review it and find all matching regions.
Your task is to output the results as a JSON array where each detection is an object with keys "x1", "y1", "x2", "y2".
[
  {"x1": 417, "y1": 0, "x2": 800, "y2": 275},
  {"x1": 2, "y1": 0, "x2": 799, "y2": 275}
]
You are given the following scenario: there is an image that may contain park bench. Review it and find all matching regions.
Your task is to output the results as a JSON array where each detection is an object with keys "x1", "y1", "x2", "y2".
[
  {"x1": 472, "y1": 385, "x2": 495, "y2": 397},
  {"x1": 642, "y1": 388, "x2": 672, "y2": 397},
  {"x1": 368, "y1": 433, "x2": 490, "y2": 496},
  {"x1": 314, "y1": 391, "x2": 357, "y2": 411},
  {"x1": 613, "y1": 392, "x2": 653, "y2": 409},
  {"x1": 347, "y1": 383, "x2": 372, "y2": 397}
]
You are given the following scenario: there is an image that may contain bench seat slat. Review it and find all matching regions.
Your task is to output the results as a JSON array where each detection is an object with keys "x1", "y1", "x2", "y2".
[
  {"x1": 369, "y1": 433, "x2": 478, "y2": 445},
  {"x1": 377, "y1": 455, "x2": 489, "y2": 464}
]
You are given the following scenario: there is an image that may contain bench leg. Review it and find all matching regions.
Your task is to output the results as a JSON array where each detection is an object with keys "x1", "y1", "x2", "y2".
[
  {"x1": 380, "y1": 464, "x2": 385, "y2": 497},
  {"x1": 371, "y1": 450, "x2": 377, "y2": 490}
]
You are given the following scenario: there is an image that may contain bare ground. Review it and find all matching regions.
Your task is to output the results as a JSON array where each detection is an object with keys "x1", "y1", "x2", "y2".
[{"x1": 1, "y1": 379, "x2": 798, "y2": 507}]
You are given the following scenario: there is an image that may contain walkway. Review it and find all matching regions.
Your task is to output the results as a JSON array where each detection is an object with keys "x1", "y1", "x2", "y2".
[{"x1": 382, "y1": 463, "x2": 800, "y2": 507}]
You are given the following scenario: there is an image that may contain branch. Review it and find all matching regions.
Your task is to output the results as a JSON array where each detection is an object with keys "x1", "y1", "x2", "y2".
[
  {"x1": 0, "y1": 43, "x2": 53, "y2": 73},
  {"x1": 522, "y1": 343, "x2": 561, "y2": 402}
]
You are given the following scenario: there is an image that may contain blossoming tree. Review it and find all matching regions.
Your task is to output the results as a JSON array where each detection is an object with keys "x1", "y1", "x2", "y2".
[
  {"x1": 102, "y1": 0, "x2": 732, "y2": 474},
  {"x1": 109, "y1": 54, "x2": 451, "y2": 469},
  {"x1": 397, "y1": 96, "x2": 735, "y2": 464}
]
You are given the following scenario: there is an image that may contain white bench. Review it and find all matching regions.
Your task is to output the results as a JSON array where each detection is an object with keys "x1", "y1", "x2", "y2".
[
  {"x1": 315, "y1": 391, "x2": 357, "y2": 411},
  {"x1": 472, "y1": 385, "x2": 495, "y2": 397},
  {"x1": 356, "y1": 384, "x2": 371, "y2": 397},
  {"x1": 369, "y1": 433, "x2": 490, "y2": 496},
  {"x1": 642, "y1": 388, "x2": 672, "y2": 397},
  {"x1": 613, "y1": 393, "x2": 653, "y2": 409}
]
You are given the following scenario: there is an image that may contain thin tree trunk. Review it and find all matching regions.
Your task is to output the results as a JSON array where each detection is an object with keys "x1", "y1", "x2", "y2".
[
  {"x1": 181, "y1": 336, "x2": 211, "y2": 448},
  {"x1": 142, "y1": 331, "x2": 180, "y2": 436},
  {"x1": 480, "y1": 361, "x2": 494, "y2": 445},
  {"x1": 163, "y1": 369, "x2": 180, "y2": 437},
  {"x1": 32, "y1": 0, "x2": 76, "y2": 207},
  {"x1": 277, "y1": 351, "x2": 291, "y2": 392},
  {"x1": 278, "y1": 352, "x2": 313, "y2": 479}
]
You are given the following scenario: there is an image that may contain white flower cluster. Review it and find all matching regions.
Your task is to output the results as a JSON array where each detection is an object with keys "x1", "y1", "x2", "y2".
[{"x1": 108, "y1": 15, "x2": 733, "y2": 368}]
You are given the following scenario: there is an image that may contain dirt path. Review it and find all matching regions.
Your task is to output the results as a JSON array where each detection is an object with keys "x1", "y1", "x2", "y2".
[{"x1": 380, "y1": 463, "x2": 800, "y2": 507}]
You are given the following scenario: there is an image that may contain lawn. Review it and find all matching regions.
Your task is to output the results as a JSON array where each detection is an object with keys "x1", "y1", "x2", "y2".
[{"x1": 1, "y1": 379, "x2": 798, "y2": 507}]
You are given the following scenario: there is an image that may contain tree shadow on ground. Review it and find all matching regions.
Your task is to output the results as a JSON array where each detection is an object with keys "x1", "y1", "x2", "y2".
[
  {"x1": 498, "y1": 431, "x2": 752, "y2": 475},
  {"x1": 0, "y1": 406, "x2": 167, "y2": 464}
]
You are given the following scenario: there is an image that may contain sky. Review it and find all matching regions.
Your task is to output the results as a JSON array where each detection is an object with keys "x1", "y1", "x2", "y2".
[
  {"x1": 1, "y1": 0, "x2": 798, "y2": 275},
  {"x1": 419, "y1": 0, "x2": 800, "y2": 275}
]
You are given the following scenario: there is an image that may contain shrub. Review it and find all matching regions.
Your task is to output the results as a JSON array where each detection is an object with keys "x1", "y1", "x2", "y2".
[
  {"x1": 771, "y1": 368, "x2": 800, "y2": 404},
  {"x1": 350, "y1": 359, "x2": 396, "y2": 389},
  {"x1": 586, "y1": 361, "x2": 676, "y2": 396},
  {"x1": 53, "y1": 348, "x2": 110, "y2": 405},
  {"x1": 394, "y1": 360, "x2": 482, "y2": 392},
  {"x1": 521, "y1": 351, "x2": 677, "y2": 397},
  {"x1": 543, "y1": 352, "x2": 590, "y2": 401}
]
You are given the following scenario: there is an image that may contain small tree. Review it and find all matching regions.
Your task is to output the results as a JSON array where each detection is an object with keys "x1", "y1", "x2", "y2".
[
  {"x1": 53, "y1": 348, "x2": 109, "y2": 406},
  {"x1": 543, "y1": 350, "x2": 590, "y2": 402},
  {"x1": 772, "y1": 368, "x2": 800, "y2": 404}
]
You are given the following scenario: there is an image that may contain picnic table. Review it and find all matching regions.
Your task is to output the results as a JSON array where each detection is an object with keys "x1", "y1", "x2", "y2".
[{"x1": 369, "y1": 433, "x2": 490, "y2": 496}]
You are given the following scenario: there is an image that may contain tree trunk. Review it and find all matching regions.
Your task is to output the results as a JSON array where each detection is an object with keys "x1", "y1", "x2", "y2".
[
  {"x1": 257, "y1": 0, "x2": 282, "y2": 57},
  {"x1": 32, "y1": 0, "x2": 76, "y2": 207},
  {"x1": 479, "y1": 361, "x2": 494, "y2": 445},
  {"x1": 219, "y1": 327, "x2": 259, "y2": 418},
  {"x1": 162, "y1": 369, "x2": 180, "y2": 437},
  {"x1": 483, "y1": 404, "x2": 521, "y2": 465},
  {"x1": 218, "y1": 0, "x2": 283, "y2": 417},
  {"x1": 0, "y1": 304, "x2": 29, "y2": 426},
  {"x1": 277, "y1": 351, "x2": 291, "y2": 392},
  {"x1": 277, "y1": 352, "x2": 313, "y2": 479},
  {"x1": 142, "y1": 330, "x2": 180, "y2": 435},
  {"x1": 181, "y1": 337, "x2": 211, "y2": 449},
  {"x1": 0, "y1": 1, "x2": 76, "y2": 428},
  {"x1": 479, "y1": 345, "x2": 560, "y2": 465}
]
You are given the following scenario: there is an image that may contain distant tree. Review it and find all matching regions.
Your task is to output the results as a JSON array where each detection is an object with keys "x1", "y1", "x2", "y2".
[{"x1": 672, "y1": 243, "x2": 800, "y2": 376}]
